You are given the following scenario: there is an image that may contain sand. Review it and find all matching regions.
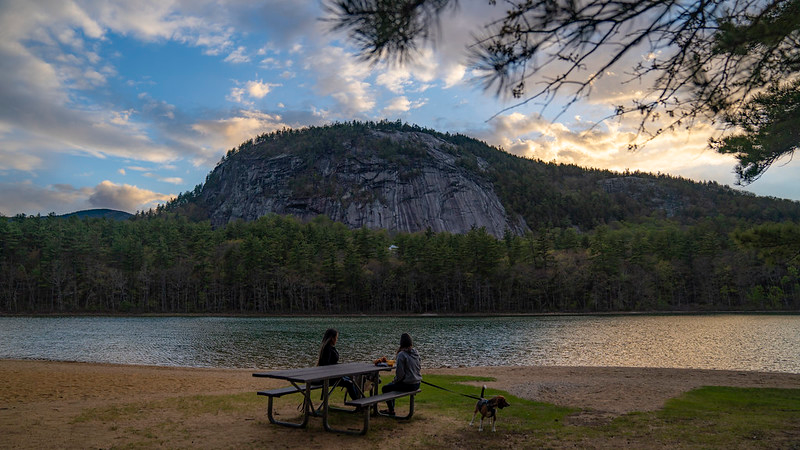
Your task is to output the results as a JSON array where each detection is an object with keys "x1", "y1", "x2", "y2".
[{"x1": 2, "y1": 360, "x2": 799, "y2": 448}]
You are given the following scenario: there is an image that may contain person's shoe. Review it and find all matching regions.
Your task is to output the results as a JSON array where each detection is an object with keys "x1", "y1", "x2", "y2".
[{"x1": 380, "y1": 409, "x2": 395, "y2": 416}]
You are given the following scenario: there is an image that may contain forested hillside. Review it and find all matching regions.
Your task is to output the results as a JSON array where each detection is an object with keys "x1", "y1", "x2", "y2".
[{"x1": 1, "y1": 213, "x2": 797, "y2": 313}]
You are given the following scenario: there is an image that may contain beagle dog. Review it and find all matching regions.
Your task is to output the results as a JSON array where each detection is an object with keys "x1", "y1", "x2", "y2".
[{"x1": 469, "y1": 385, "x2": 510, "y2": 432}]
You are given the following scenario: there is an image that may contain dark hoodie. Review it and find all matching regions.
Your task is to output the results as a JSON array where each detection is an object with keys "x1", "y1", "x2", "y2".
[{"x1": 394, "y1": 347, "x2": 422, "y2": 384}]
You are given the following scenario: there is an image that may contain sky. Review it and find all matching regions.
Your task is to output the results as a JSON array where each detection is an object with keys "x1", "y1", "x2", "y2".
[{"x1": 1, "y1": 0, "x2": 798, "y2": 216}]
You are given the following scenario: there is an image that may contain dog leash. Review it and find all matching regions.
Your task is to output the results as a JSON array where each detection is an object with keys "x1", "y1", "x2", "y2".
[{"x1": 421, "y1": 380, "x2": 482, "y2": 400}]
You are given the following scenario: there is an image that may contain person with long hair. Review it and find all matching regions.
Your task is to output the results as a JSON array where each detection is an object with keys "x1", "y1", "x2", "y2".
[
  {"x1": 317, "y1": 328, "x2": 360, "y2": 400},
  {"x1": 380, "y1": 332, "x2": 421, "y2": 416}
]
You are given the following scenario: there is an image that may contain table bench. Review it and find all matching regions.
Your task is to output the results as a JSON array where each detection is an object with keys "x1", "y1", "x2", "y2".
[
  {"x1": 342, "y1": 389, "x2": 422, "y2": 435},
  {"x1": 257, "y1": 384, "x2": 323, "y2": 427}
]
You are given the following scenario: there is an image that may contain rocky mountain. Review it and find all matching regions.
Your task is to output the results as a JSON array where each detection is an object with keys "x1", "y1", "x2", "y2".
[
  {"x1": 170, "y1": 121, "x2": 800, "y2": 234},
  {"x1": 193, "y1": 125, "x2": 527, "y2": 237}
]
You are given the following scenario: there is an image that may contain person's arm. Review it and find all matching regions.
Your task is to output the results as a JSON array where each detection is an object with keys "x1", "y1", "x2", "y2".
[{"x1": 394, "y1": 352, "x2": 407, "y2": 382}]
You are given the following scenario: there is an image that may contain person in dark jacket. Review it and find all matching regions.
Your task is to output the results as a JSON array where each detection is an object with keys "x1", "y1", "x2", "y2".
[
  {"x1": 380, "y1": 332, "x2": 422, "y2": 415},
  {"x1": 317, "y1": 328, "x2": 360, "y2": 400}
]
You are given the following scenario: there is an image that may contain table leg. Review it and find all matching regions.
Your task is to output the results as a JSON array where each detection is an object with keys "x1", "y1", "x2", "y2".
[
  {"x1": 322, "y1": 377, "x2": 372, "y2": 435},
  {"x1": 265, "y1": 383, "x2": 311, "y2": 428},
  {"x1": 321, "y1": 379, "x2": 331, "y2": 431},
  {"x1": 302, "y1": 383, "x2": 312, "y2": 426},
  {"x1": 371, "y1": 376, "x2": 380, "y2": 416}
]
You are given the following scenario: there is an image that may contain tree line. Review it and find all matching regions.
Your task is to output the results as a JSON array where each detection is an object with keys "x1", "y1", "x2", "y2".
[{"x1": 1, "y1": 212, "x2": 797, "y2": 314}]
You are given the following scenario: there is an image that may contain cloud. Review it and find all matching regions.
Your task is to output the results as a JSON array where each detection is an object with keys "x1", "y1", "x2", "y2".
[
  {"x1": 88, "y1": 180, "x2": 173, "y2": 212},
  {"x1": 227, "y1": 80, "x2": 281, "y2": 105},
  {"x1": 0, "y1": 1, "x2": 304, "y2": 176},
  {"x1": 246, "y1": 80, "x2": 279, "y2": 99},
  {"x1": 159, "y1": 177, "x2": 185, "y2": 185},
  {"x1": 0, "y1": 181, "x2": 88, "y2": 216},
  {"x1": 478, "y1": 112, "x2": 740, "y2": 185},
  {"x1": 227, "y1": 87, "x2": 246, "y2": 104},
  {"x1": 0, "y1": 140, "x2": 45, "y2": 172},
  {"x1": 383, "y1": 97, "x2": 413, "y2": 113},
  {"x1": 442, "y1": 64, "x2": 466, "y2": 88},
  {"x1": 138, "y1": 93, "x2": 176, "y2": 120},
  {"x1": 382, "y1": 96, "x2": 427, "y2": 114},
  {"x1": 223, "y1": 1, "x2": 321, "y2": 46},
  {"x1": 305, "y1": 46, "x2": 375, "y2": 115},
  {"x1": 0, "y1": 180, "x2": 171, "y2": 215},
  {"x1": 355, "y1": 3, "x2": 499, "y2": 93},
  {"x1": 224, "y1": 46, "x2": 250, "y2": 63},
  {"x1": 377, "y1": 69, "x2": 412, "y2": 94},
  {"x1": 0, "y1": 6, "x2": 195, "y2": 168},
  {"x1": 143, "y1": 173, "x2": 185, "y2": 185},
  {"x1": 191, "y1": 109, "x2": 290, "y2": 153}
]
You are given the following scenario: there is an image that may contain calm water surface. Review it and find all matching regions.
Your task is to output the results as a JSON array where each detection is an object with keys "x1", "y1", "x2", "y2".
[{"x1": 0, "y1": 315, "x2": 798, "y2": 373}]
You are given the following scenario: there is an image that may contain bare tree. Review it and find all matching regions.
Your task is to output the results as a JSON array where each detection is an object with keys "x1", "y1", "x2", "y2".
[{"x1": 325, "y1": 0, "x2": 800, "y2": 184}]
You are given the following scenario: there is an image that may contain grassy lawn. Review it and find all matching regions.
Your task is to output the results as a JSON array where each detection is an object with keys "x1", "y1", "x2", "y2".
[{"x1": 68, "y1": 375, "x2": 800, "y2": 448}]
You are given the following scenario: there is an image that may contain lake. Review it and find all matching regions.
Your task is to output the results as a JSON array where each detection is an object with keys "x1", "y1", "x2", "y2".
[{"x1": 0, "y1": 315, "x2": 798, "y2": 373}]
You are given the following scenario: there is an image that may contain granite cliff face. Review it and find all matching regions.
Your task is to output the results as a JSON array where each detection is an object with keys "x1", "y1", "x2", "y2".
[{"x1": 198, "y1": 128, "x2": 527, "y2": 237}]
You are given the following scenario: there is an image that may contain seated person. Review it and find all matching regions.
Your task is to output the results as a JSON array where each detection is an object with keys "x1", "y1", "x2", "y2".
[
  {"x1": 317, "y1": 328, "x2": 360, "y2": 400},
  {"x1": 380, "y1": 332, "x2": 421, "y2": 415}
]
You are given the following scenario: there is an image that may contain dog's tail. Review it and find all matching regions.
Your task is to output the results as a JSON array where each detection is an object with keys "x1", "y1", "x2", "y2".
[{"x1": 480, "y1": 385, "x2": 486, "y2": 398}]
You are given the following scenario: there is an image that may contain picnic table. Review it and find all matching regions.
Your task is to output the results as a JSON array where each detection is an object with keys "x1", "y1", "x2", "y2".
[{"x1": 253, "y1": 362, "x2": 421, "y2": 435}]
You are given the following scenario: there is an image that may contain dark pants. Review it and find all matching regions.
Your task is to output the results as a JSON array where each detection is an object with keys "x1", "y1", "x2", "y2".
[
  {"x1": 338, "y1": 376, "x2": 360, "y2": 400},
  {"x1": 382, "y1": 381, "x2": 420, "y2": 413},
  {"x1": 313, "y1": 376, "x2": 360, "y2": 401}
]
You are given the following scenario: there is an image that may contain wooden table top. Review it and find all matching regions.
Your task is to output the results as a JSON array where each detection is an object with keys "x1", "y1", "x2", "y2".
[{"x1": 253, "y1": 362, "x2": 391, "y2": 383}]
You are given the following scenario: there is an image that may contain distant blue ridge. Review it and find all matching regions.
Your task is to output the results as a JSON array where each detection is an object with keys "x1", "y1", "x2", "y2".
[{"x1": 59, "y1": 208, "x2": 133, "y2": 221}]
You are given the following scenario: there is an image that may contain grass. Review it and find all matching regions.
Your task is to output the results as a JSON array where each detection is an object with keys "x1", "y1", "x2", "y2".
[
  {"x1": 412, "y1": 374, "x2": 577, "y2": 432},
  {"x1": 68, "y1": 376, "x2": 800, "y2": 448},
  {"x1": 589, "y1": 386, "x2": 800, "y2": 448},
  {"x1": 72, "y1": 392, "x2": 261, "y2": 423}
]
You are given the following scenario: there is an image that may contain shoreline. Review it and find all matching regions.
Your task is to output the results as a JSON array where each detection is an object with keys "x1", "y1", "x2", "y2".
[
  {"x1": 2, "y1": 310, "x2": 798, "y2": 318},
  {"x1": 5, "y1": 356, "x2": 800, "y2": 376}
]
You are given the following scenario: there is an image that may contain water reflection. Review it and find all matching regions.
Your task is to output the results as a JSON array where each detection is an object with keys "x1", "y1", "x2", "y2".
[{"x1": 0, "y1": 315, "x2": 797, "y2": 373}]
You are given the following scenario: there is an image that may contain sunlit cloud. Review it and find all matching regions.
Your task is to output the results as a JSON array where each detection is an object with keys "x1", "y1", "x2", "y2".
[
  {"x1": 191, "y1": 109, "x2": 290, "y2": 155},
  {"x1": 305, "y1": 46, "x2": 375, "y2": 115},
  {"x1": 89, "y1": 180, "x2": 173, "y2": 211},
  {"x1": 246, "y1": 80, "x2": 279, "y2": 99},
  {"x1": 382, "y1": 96, "x2": 427, "y2": 114},
  {"x1": 227, "y1": 80, "x2": 281, "y2": 105},
  {"x1": 480, "y1": 112, "x2": 739, "y2": 185}
]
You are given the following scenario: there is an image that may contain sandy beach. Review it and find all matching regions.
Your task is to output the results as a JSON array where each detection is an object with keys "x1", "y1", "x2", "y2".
[{"x1": 2, "y1": 359, "x2": 799, "y2": 448}]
